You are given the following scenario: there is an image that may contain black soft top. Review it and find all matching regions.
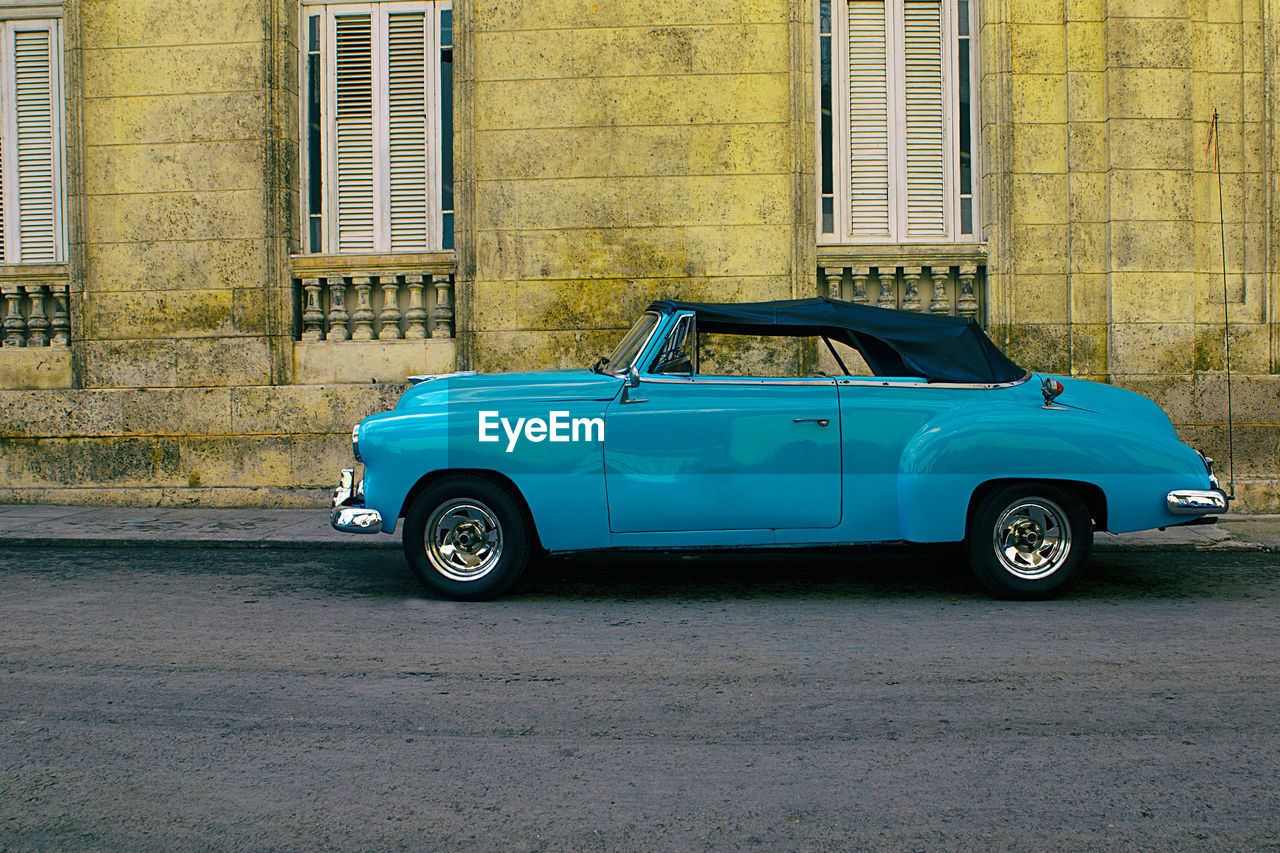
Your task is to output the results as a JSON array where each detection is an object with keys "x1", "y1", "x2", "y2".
[{"x1": 647, "y1": 297, "x2": 1024, "y2": 384}]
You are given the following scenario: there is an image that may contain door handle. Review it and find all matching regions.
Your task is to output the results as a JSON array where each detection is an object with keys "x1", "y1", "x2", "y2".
[{"x1": 793, "y1": 418, "x2": 830, "y2": 427}]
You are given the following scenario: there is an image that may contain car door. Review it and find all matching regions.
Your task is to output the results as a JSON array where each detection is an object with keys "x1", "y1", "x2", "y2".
[{"x1": 603, "y1": 376, "x2": 842, "y2": 533}]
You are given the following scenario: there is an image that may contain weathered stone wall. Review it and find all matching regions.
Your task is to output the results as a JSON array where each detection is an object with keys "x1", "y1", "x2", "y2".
[
  {"x1": 75, "y1": 0, "x2": 279, "y2": 387},
  {"x1": 0, "y1": 0, "x2": 1276, "y2": 510},
  {"x1": 459, "y1": 0, "x2": 812, "y2": 372},
  {"x1": 0, "y1": 0, "x2": 376, "y2": 506},
  {"x1": 982, "y1": 0, "x2": 1279, "y2": 510},
  {"x1": 0, "y1": 384, "x2": 403, "y2": 505}
]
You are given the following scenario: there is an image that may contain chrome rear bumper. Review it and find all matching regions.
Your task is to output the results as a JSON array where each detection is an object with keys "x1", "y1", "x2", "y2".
[
  {"x1": 1166, "y1": 489, "x2": 1229, "y2": 515},
  {"x1": 331, "y1": 467, "x2": 383, "y2": 533}
]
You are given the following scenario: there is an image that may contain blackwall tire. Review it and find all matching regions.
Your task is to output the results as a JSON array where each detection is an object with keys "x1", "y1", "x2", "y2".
[
  {"x1": 967, "y1": 483, "x2": 1093, "y2": 600},
  {"x1": 402, "y1": 476, "x2": 530, "y2": 601}
]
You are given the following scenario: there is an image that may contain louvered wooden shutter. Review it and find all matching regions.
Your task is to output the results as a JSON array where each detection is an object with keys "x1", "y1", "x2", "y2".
[
  {"x1": 0, "y1": 102, "x2": 6, "y2": 264},
  {"x1": 13, "y1": 26, "x2": 58, "y2": 262},
  {"x1": 901, "y1": 0, "x2": 946, "y2": 236},
  {"x1": 0, "y1": 21, "x2": 62, "y2": 264},
  {"x1": 846, "y1": 0, "x2": 890, "y2": 236},
  {"x1": 334, "y1": 13, "x2": 375, "y2": 253},
  {"x1": 386, "y1": 12, "x2": 428, "y2": 251}
]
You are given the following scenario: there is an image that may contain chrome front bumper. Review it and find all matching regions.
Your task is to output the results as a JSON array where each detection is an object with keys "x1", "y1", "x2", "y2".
[
  {"x1": 331, "y1": 467, "x2": 383, "y2": 533},
  {"x1": 1166, "y1": 489, "x2": 1229, "y2": 515}
]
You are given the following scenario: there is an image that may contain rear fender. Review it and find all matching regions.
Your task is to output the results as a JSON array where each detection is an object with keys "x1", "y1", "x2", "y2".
[{"x1": 896, "y1": 407, "x2": 1208, "y2": 541}]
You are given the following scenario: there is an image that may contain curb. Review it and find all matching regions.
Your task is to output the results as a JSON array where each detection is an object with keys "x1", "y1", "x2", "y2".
[
  {"x1": 1094, "y1": 541, "x2": 1275, "y2": 553},
  {"x1": 0, "y1": 536, "x2": 402, "y2": 551},
  {"x1": 1, "y1": 536, "x2": 1272, "y2": 553}
]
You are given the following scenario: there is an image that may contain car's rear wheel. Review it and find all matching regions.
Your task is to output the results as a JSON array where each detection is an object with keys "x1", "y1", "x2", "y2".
[
  {"x1": 966, "y1": 483, "x2": 1092, "y2": 600},
  {"x1": 402, "y1": 475, "x2": 529, "y2": 601}
]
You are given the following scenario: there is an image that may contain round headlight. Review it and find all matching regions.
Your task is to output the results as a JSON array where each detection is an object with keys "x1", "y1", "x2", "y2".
[{"x1": 351, "y1": 423, "x2": 362, "y2": 462}]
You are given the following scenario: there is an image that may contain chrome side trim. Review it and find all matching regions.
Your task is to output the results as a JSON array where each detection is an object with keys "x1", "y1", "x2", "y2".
[
  {"x1": 835, "y1": 372, "x2": 1032, "y2": 390},
  {"x1": 1166, "y1": 489, "x2": 1229, "y2": 515},
  {"x1": 640, "y1": 375, "x2": 837, "y2": 387},
  {"x1": 406, "y1": 370, "x2": 478, "y2": 385},
  {"x1": 636, "y1": 372, "x2": 1031, "y2": 389}
]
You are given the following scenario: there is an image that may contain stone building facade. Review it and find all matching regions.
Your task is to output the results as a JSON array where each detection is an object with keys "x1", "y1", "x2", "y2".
[{"x1": 0, "y1": 0, "x2": 1276, "y2": 510}]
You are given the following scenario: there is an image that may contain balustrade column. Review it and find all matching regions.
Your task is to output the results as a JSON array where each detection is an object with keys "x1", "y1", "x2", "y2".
[
  {"x1": 404, "y1": 276, "x2": 428, "y2": 339},
  {"x1": 2, "y1": 286, "x2": 26, "y2": 347},
  {"x1": 350, "y1": 276, "x2": 376, "y2": 340},
  {"x1": 431, "y1": 275, "x2": 454, "y2": 338},
  {"x1": 300, "y1": 278, "x2": 324, "y2": 341},
  {"x1": 378, "y1": 276, "x2": 403, "y2": 340},
  {"x1": 327, "y1": 278, "x2": 350, "y2": 341},
  {"x1": 928, "y1": 266, "x2": 952, "y2": 314},
  {"x1": 821, "y1": 266, "x2": 845, "y2": 301},
  {"x1": 50, "y1": 284, "x2": 69, "y2": 346},
  {"x1": 850, "y1": 269, "x2": 870, "y2": 304},
  {"x1": 902, "y1": 268, "x2": 923, "y2": 311},
  {"x1": 957, "y1": 265, "x2": 979, "y2": 319},
  {"x1": 876, "y1": 268, "x2": 896, "y2": 309},
  {"x1": 22, "y1": 285, "x2": 49, "y2": 346}
]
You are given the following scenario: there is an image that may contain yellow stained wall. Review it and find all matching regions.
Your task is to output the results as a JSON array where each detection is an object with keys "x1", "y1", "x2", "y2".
[
  {"x1": 74, "y1": 0, "x2": 284, "y2": 389},
  {"x1": 984, "y1": 0, "x2": 1279, "y2": 509},
  {"x1": 0, "y1": 0, "x2": 1276, "y2": 509},
  {"x1": 459, "y1": 0, "x2": 813, "y2": 371}
]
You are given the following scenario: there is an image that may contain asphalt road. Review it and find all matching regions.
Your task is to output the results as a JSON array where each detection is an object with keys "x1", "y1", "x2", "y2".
[{"x1": 2, "y1": 544, "x2": 1279, "y2": 852}]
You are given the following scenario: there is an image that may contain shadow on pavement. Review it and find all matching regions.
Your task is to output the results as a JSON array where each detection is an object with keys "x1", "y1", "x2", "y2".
[
  {"x1": 517, "y1": 547, "x2": 1280, "y2": 603},
  {"x1": 6, "y1": 542, "x2": 1277, "y2": 603}
]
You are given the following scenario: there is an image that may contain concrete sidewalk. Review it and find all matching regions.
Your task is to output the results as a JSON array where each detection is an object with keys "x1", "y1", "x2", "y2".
[{"x1": 0, "y1": 504, "x2": 1276, "y2": 552}]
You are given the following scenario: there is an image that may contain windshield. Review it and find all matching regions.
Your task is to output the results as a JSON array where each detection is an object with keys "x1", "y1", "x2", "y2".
[{"x1": 600, "y1": 311, "x2": 660, "y2": 374}]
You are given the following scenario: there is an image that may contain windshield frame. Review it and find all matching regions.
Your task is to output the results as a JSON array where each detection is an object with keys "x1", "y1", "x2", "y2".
[{"x1": 599, "y1": 311, "x2": 662, "y2": 376}]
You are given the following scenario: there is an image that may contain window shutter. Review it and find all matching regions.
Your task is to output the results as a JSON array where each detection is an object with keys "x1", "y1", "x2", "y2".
[
  {"x1": 12, "y1": 24, "x2": 59, "y2": 262},
  {"x1": 846, "y1": 0, "x2": 890, "y2": 237},
  {"x1": 901, "y1": 0, "x2": 946, "y2": 236},
  {"x1": 0, "y1": 111, "x2": 6, "y2": 264},
  {"x1": 386, "y1": 12, "x2": 428, "y2": 252},
  {"x1": 333, "y1": 13, "x2": 375, "y2": 253}
]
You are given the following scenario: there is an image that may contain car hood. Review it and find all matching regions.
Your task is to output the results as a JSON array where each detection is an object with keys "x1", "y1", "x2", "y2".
[
  {"x1": 396, "y1": 369, "x2": 624, "y2": 409},
  {"x1": 1043, "y1": 375, "x2": 1179, "y2": 438}
]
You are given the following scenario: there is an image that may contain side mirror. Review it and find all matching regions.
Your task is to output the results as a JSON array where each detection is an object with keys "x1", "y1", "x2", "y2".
[{"x1": 625, "y1": 366, "x2": 641, "y2": 388}]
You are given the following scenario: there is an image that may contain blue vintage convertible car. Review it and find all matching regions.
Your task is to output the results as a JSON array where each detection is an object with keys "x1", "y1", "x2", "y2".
[{"x1": 331, "y1": 298, "x2": 1226, "y2": 600}]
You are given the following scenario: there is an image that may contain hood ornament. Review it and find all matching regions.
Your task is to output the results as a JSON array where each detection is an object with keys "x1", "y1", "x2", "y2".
[{"x1": 1042, "y1": 376, "x2": 1067, "y2": 409}]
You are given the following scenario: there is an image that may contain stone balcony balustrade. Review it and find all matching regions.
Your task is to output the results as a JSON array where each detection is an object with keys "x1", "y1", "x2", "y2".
[
  {"x1": 0, "y1": 271, "x2": 70, "y2": 349},
  {"x1": 0, "y1": 265, "x2": 73, "y2": 389},
  {"x1": 292, "y1": 254, "x2": 455, "y2": 342},
  {"x1": 288, "y1": 253, "x2": 458, "y2": 384},
  {"x1": 817, "y1": 244, "x2": 986, "y2": 321}
]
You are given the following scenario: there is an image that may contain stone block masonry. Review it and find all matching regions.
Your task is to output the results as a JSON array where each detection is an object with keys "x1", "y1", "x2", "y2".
[{"x1": 0, "y1": 0, "x2": 1275, "y2": 510}]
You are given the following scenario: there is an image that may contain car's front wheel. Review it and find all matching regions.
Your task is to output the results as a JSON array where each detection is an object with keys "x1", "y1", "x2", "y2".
[
  {"x1": 402, "y1": 475, "x2": 530, "y2": 601},
  {"x1": 966, "y1": 483, "x2": 1092, "y2": 600}
]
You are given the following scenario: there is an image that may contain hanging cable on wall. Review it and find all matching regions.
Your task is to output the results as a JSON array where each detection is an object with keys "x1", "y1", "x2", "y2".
[{"x1": 1206, "y1": 108, "x2": 1235, "y2": 501}]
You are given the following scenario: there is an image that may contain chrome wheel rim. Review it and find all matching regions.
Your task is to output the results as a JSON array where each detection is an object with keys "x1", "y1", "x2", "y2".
[
  {"x1": 425, "y1": 498, "x2": 503, "y2": 582},
  {"x1": 992, "y1": 497, "x2": 1071, "y2": 580}
]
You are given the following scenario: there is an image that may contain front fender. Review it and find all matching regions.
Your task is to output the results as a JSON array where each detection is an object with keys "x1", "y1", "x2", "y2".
[
  {"x1": 356, "y1": 402, "x2": 612, "y2": 549},
  {"x1": 357, "y1": 408, "x2": 451, "y2": 533},
  {"x1": 896, "y1": 406, "x2": 1211, "y2": 541}
]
